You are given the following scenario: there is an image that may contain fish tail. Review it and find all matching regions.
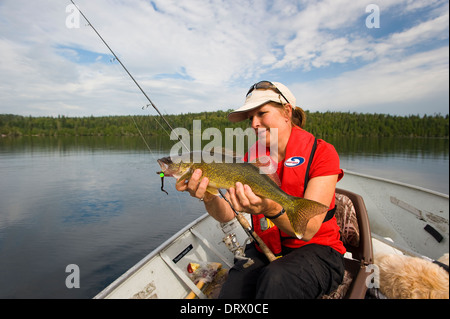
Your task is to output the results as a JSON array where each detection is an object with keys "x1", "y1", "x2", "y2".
[{"x1": 285, "y1": 197, "x2": 329, "y2": 239}]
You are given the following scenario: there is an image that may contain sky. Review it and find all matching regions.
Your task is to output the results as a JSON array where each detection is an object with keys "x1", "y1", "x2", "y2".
[{"x1": 0, "y1": 0, "x2": 448, "y2": 117}]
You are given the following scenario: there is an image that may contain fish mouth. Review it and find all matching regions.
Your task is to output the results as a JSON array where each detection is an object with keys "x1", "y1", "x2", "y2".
[
  {"x1": 157, "y1": 157, "x2": 177, "y2": 177},
  {"x1": 157, "y1": 159, "x2": 169, "y2": 172}
]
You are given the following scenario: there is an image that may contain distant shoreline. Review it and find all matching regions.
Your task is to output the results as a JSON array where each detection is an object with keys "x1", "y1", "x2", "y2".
[{"x1": 1, "y1": 111, "x2": 448, "y2": 138}]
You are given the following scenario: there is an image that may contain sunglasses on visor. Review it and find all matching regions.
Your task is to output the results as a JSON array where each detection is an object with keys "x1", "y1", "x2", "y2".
[{"x1": 246, "y1": 81, "x2": 291, "y2": 106}]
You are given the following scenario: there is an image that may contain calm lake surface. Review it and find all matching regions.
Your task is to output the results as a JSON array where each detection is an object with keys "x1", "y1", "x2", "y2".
[{"x1": 0, "y1": 135, "x2": 448, "y2": 298}]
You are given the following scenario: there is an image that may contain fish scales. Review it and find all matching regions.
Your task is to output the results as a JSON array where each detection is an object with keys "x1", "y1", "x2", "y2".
[
  {"x1": 191, "y1": 162, "x2": 289, "y2": 201},
  {"x1": 158, "y1": 153, "x2": 329, "y2": 239}
]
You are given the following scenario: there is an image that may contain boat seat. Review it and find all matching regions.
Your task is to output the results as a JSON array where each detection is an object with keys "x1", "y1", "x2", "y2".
[{"x1": 322, "y1": 188, "x2": 374, "y2": 299}]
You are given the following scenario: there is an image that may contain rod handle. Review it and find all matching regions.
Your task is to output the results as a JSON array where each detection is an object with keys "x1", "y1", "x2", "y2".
[{"x1": 235, "y1": 214, "x2": 277, "y2": 262}]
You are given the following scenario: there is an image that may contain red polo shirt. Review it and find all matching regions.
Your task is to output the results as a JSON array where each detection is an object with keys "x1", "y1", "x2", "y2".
[{"x1": 246, "y1": 127, "x2": 345, "y2": 255}]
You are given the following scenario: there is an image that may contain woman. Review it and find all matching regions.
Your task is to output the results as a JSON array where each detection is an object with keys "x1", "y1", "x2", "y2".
[{"x1": 176, "y1": 81, "x2": 345, "y2": 299}]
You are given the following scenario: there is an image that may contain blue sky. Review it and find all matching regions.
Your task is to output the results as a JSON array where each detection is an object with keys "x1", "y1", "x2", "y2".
[{"x1": 0, "y1": 0, "x2": 448, "y2": 117}]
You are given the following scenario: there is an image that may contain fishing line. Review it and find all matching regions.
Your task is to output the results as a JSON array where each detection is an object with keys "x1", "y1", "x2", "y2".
[
  {"x1": 130, "y1": 116, "x2": 153, "y2": 153},
  {"x1": 72, "y1": 0, "x2": 238, "y2": 206},
  {"x1": 71, "y1": 1, "x2": 276, "y2": 261},
  {"x1": 70, "y1": 0, "x2": 189, "y2": 153},
  {"x1": 72, "y1": 0, "x2": 184, "y2": 198},
  {"x1": 73, "y1": 0, "x2": 188, "y2": 196},
  {"x1": 152, "y1": 116, "x2": 173, "y2": 142},
  {"x1": 71, "y1": 0, "x2": 236, "y2": 207}
]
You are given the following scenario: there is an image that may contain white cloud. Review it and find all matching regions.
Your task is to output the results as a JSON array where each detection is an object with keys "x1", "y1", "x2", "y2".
[
  {"x1": 379, "y1": 8, "x2": 449, "y2": 54},
  {"x1": 0, "y1": 0, "x2": 448, "y2": 117},
  {"x1": 291, "y1": 47, "x2": 449, "y2": 115}
]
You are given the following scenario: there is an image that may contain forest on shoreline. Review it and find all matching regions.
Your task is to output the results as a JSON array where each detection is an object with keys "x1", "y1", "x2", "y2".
[{"x1": 0, "y1": 111, "x2": 448, "y2": 138}]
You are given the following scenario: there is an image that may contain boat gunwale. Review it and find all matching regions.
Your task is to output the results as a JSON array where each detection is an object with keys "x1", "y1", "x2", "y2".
[
  {"x1": 343, "y1": 169, "x2": 449, "y2": 198},
  {"x1": 94, "y1": 212, "x2": 210, "y2": 299},
  {"x1": 94, "y1": 170, "x2": 448, "y2": 299}
]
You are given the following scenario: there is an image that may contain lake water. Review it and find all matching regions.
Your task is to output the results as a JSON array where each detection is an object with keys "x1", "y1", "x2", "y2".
[{"x1": 0, "y1": 135, "x2": 448, "y2": 298}]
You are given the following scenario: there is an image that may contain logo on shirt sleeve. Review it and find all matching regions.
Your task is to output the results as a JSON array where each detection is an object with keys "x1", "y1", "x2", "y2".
[{"x1": 284, "y1": 156, "x2": 305, "y2": 167}]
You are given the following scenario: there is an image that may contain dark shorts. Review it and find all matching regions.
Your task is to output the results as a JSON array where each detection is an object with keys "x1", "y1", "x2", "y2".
[{"x1": 219, "y1": 243, "x2": 345, "y2": 299}]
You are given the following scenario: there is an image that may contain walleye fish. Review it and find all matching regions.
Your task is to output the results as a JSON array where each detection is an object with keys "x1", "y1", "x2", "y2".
[{"x1": 157, "y1": 152, "x2": 329, "y2": 239}]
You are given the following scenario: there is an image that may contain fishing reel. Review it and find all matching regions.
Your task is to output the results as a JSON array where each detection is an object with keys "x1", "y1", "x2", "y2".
[{"x1": 220, "y1": 219, "x2": 254, "y2": 268}]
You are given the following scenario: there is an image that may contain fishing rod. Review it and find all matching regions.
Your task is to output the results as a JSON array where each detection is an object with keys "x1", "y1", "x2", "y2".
[
  {"x1": 70, "y1": 0, "x2": 276, "y2": 263},
  {"x1": 69, "y1": 0, "x2": 188, "y2": 152}
]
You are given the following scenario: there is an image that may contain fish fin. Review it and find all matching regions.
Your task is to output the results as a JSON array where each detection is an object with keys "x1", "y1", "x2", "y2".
[
  {"x1": 285, "y1": 197, "x2": 329, "y2": 239},
  {"x1": 176, "y1": 170, "x2": 193, "y2": 183},
  {"x1": 265, "y1": 172, "x2": 281, "y2": 187},
  {"x1": 200, "y1": 149, "x2": 244, "y2": 164},
  {"x1": 249, "y1": 156, "x2": 281, "y2": 187},
  {"x1": 206, "y1": 186, "x2": 219, "y2": 195},
  {"x1": 220, "y1": 147, "x2": 237, "y2": 157},
  {"x1": 251, "y1": 156, "x2": 270, "y2": 167}
]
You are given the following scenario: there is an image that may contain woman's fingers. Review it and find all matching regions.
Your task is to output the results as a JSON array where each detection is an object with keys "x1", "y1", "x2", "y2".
[
  {"x1": 227, "y1": 186, "x2": 242, "y2": 212},
  {"x1": 175, "y1": 178, "x2": 188, "y2": 191},
  {"x1": 228, "y1": 182, "x2": 261, "y2": 213},
  {"x1": 175, "y1": 169, "x2": 209, "y2": 200},
  {"x1": 234, "y1": 182, "x2": 250, "y2": 208},
  {"x1": 186, "y1": 169, "x2": 202, "y2": 192},
  {"x1": 243, "y1": 184, "x2": 261, "y2": 206},
  {"x1": 195, "y1": 176, "x2": 209, "y2": 199}
]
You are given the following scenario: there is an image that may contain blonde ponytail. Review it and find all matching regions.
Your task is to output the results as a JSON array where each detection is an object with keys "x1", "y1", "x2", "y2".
[
  {"x1": 292, "y1": 106, "x2": 306, "y2": 128},
  {"x1": 271, "y1": 102, "x2": 307, "y2": 128}
]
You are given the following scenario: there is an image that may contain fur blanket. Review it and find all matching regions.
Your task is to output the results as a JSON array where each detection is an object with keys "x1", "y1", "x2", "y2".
[{"x1": 375, "y1": 253, "x2": 449, "y2": 299}]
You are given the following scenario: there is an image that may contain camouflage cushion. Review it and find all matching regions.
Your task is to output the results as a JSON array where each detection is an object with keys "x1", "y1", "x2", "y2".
[
  {"x1": 335, "y1": 193, "x2": 360, "y2": 247},
  {"x1": 322, "y1": 193, "x2": 362, "y2": 299}
]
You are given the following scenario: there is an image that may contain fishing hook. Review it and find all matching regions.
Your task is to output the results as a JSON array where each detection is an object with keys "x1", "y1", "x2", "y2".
[{"x1": 157, "y1": 171, "x2": 169, "y2": 195}]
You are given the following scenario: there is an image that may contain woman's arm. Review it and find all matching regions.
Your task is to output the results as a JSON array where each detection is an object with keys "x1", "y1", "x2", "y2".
[
  {"x1": 300, "y1": 174, "x2": 338, "y2": 240},
  {"x1": 175, "y1": 167, "x2": 338, "y2": 240},
  {"x1": 230, "y1": 174, "x2": 338, "y2": 240}
]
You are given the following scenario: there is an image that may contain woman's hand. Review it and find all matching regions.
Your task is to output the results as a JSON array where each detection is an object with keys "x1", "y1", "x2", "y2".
[
  {"x1": 175, "y1": 169, "x2": 235, "y2": 223},
  {"x1": 175, "y1": 169, "x2": 215, "y2": 202},
  {"x1": 227, "y1": 182, "x2": 281, "y2": 216}
]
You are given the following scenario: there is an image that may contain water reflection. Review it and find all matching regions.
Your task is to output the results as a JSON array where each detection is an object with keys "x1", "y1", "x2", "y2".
[
  {"x1": 0, "y1": 136, "x2": 207, "y2": 298},
  {"x1": 0, "y1": 135, "x2": 448, "y2": 298},
  {"x1": 328, "y1": 136, "x2": 449, "y2": 158},
  {"x1": 3, "y1": 135, "x2": 447, "y2": 156},
  {"x1": 324, "y1": 136, "x2": 449, "y2": 194}
]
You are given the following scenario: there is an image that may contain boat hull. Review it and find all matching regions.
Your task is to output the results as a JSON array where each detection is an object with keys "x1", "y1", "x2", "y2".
[
  {"x1": 339, "y1": 170, "x2": 448, "y2": 260},
  {"x1": 95, "y1": 171, "x2": 449, "y2": 299}
]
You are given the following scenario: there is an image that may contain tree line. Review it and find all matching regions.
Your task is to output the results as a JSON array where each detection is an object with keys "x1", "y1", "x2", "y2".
[{"x1": 0, "y1": 111, "x2": 448, "y2": 138}]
